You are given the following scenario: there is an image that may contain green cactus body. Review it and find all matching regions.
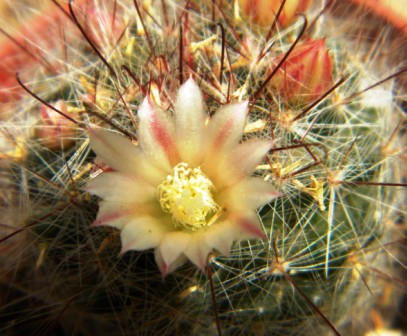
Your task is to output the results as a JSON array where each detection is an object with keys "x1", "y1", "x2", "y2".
[{"x1": 0, "y1": 1, "x2": 405, "y2": 335}]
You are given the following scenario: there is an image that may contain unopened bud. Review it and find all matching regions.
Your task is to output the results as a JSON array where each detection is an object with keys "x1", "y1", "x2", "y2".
[
  {"x1": 36, "y1": 100, "x2": 76, "y2": 150},
  {"x1": 269, "y1": 38, "x2": 333, "y2": 105},
  {"x1": 238, "y1": 0, "x2": 311, "y2": 28}
]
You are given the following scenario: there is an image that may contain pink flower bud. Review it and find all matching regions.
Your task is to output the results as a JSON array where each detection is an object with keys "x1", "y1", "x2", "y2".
[
  {"x1": 238, "y1": 0, "x2": 312, "y2": 28},
  {"x1": 0, "y1": 1, "x2": 89, "y2": 104},
  {"x1": 36, "y1": 100, "x2": 76, "y2": 150},
  {"x1": 269, "y1": 38, "x2": 333, "y2": 105}
]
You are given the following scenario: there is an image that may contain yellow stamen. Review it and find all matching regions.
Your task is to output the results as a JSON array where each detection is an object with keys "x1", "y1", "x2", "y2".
[{"x1": 157, "y1": 163, "x2": 220, "y2": 231}]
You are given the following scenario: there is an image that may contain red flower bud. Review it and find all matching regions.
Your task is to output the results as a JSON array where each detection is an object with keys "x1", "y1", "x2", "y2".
[
  {"x1": 36, "y1": 100, "x2": 76, "y2": 150},
  {"x1": 238, "y1": 0, "x2": 312, "y2": 28},
  {"x1": 270, "y1": 38, "x2": 333, "y2": 105}
]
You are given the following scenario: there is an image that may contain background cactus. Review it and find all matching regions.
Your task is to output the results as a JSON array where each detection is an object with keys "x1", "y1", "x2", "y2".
[{"x1": 0, "y1": 0, "x2": 406, "y2": 335}]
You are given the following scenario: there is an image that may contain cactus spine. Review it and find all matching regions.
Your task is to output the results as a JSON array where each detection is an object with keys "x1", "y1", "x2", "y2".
[{"x1": 0, "y1": 1, "x2": 405, "y2": 335}]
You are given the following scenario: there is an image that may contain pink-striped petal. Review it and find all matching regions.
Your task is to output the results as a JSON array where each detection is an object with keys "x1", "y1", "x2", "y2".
[
  {"x1": 183, "y1": 235, "x2": 212, "y2": 271},
  {"x1": 120, "y1": 216, "x2": 167, "y2": 254},
  {"x1": 88, "y1": 127, "x2": 166, "y2": 185},
  {"x1": 88, "y1": 128, "x2": 140, "y2": 173},
  {"x1": 86, "y1": 172, "x2": 155, "y2": 203},
  {"x1": 232, "y1": 213, "x2": 267, "y2": 240},
  {"x1": 156, "y1": 231, "x2": 191, "y2": 275},
  {"x1": 138, "y1": 97, "x2": 178, "y2": 169},
  {"x1": 218, "y1": 177, "x2": 280, "y2": 212},
  {"x1": 203, "y1": 221, "x2": 235, "y2": 256},
  {"x1": 205, "y1": 101, "x2": 248, "y2": 157},
  {"x1": 214, "y1": 140, "x2": 273, "y2": 188},
  {"x1": 174, "y1": 78, "x2": 206, "y2": 165},
  {"x1": 92, "y1": 200, "x2": 153, "y2": 229},
  {"x1": 92, "y1": 201, "x2": 134, "y2": 229},
  {"x1": 155, "y1": 248, "x2": 187, "y2": 276}
]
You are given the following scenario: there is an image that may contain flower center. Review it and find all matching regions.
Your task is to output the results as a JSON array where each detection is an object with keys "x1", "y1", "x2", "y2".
[{"x1": 157, "y1": 163, "x2": 220, "y2": 231}]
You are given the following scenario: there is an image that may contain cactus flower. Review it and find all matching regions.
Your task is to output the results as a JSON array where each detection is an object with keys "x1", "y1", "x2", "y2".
[
  {"x1": 238, "y1": 0, "x2": 312, "y2": 27},
  {"x1": 270, "y1": 38, "x2": 333, "y2": 105},
  {"x1": 87, "y1": 78, "x2": 279, "y2": 275}
]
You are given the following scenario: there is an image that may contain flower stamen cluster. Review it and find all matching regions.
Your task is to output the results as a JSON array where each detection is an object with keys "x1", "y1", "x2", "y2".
[{"x1": 157, "y1": 162, "x2": 220, "y2": 231}]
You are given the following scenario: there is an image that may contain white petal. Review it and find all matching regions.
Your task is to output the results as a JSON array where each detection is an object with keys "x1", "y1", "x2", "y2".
[
  {"x1": 92, "y1": 200, "x2": 153, "y2": 229},
  {"x1": 88, "y1": 128, "x2": 139, "y2": 173},
  {"x1": 92, "y1": 200, "x2": 134, "y2": 229},
  {"x1": 138, "y1": 97, "x2": 178, "y2": 168},
  {"x1": 219, "y1": 177, "x2": 280, "y2": 211},
  {"x1": 156, "y1": 231, "x2": 191, "y2": 275},
  {"x1": 231, "y1": 213, "x2": 266, "y2": 240},
  {"x1": 88, "y1": 128, "x2": 166, "y2": 185},
  {"x1": 205, "y1": 101, "x2": 248, "y2": 157},
  {"x1": 203, "y1": 221, "x2": 235, "y2": 256},
  {"x1": 120, "y1": 216, "x2": 167, "y2": 253},
  {"x1": 86, "y1": 172, "x2": 155, "y2": 203},
  {"x1": 155, "y1": 248, "x2": 187, "y2": 276},
  {"x1": 215, "y1": 140, "x2": 273, "y2": 188},
  {"x1": 174, "y1": 78, "x2": 206, "y2": 164},
  {"x1": 183, "y1": 234, "x2": 212, "y2": 271}
]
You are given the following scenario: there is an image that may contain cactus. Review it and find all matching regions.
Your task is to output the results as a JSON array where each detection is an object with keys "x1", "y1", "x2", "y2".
[{"x1": 0, "y1": 0, "x2": 406, "y2": 335}]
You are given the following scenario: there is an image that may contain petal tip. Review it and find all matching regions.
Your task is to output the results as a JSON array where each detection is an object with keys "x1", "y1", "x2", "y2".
[
  {"x1": 90, "y1": 220, "x2": 104, "y2": 227},
  {"x1": 179, "y1": 76, "x2": 200, "y2": 95},
  {"x1": 191, "y1": 250, "x2": 210, "y2": 272},
  {"x1": 198, "y1": 264, "x2": 207, "y2": 273},
  {"x1": 233, "y1": 100, "x2": 249, "y2": 118},
  {"x1": 160, "y1": 263, "x2": 171, "y2": 277},
  {"x1": 237, "y1": 216, "x2": 266, "y2": 239},
  {"x1": 238, "y1": 100, "x2": 249, "y2": 109},
  {"x1": 119, "y1": 243, "x2": 132, "y2": 256},
  {"x1": 185, "y1": 76, "x2": 196, "y2": 86},
  {"x1": 139, "y1": 96, "x2": 155, "y2": 117},
  {"x1": 266, "y1": 189, "x2": 282, "y2": 202}
]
